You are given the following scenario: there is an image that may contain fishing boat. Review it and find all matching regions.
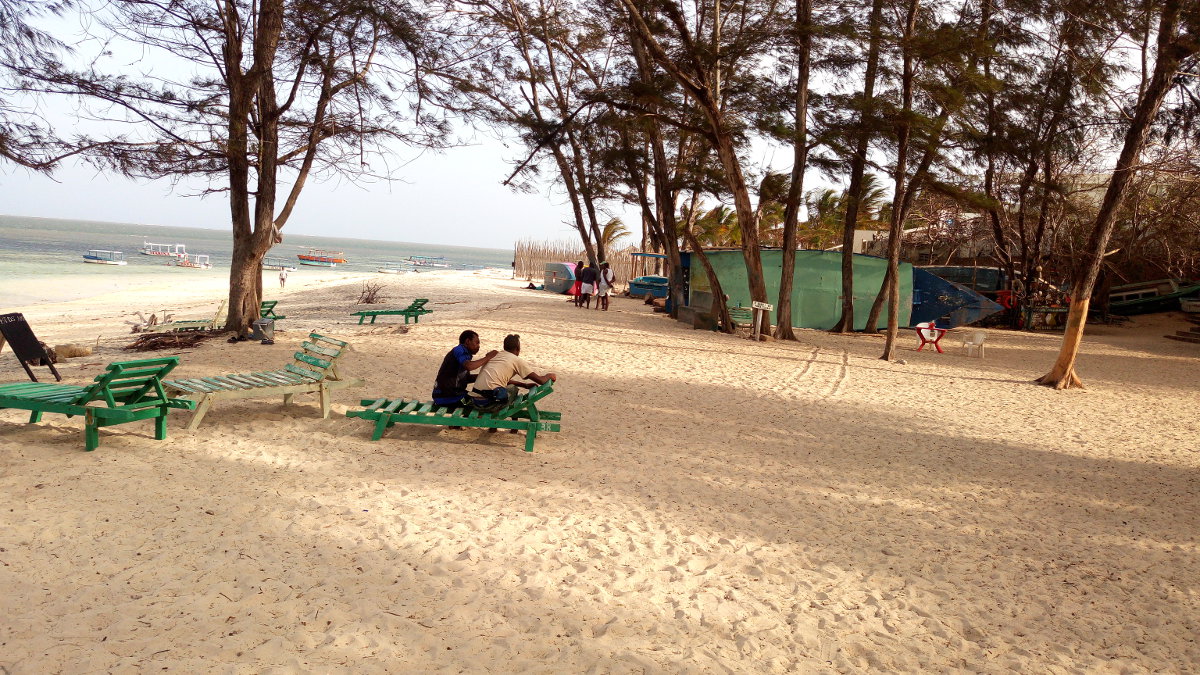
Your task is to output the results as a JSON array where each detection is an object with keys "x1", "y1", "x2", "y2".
[
  {"x1": 297, "y1": 248, "x2": 346, "y2": 267},
  {"x1": 407, "y1": 255, "x2": 449, "y2": 268},
  {"x1": 82, "y1": 249, "x2": 127, "y2": 265},
  {"x1": 175, "y1": 253, "x2": 213, "y2": 270},
  {"x1": 1108, "y1": 279, "x2": 1200, "y2": 315},
  {"x1": 140, "y1": 241, "x2": 187, "y2": 258},
  {"x1": 262, "y1": 256, "x2": 297, "y2": 271}
]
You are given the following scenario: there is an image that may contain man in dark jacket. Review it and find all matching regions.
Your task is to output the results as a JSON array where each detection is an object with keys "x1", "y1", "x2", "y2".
[
  {"x1": 432, "y1": 330, "x2": 497, "y2": 410},
  {"x1": 579, "y1": 262, "x2": 599, "y2": 309}
]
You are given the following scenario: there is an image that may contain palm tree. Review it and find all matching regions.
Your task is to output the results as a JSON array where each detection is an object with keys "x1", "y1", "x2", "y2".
[{"x1": 599, "y1": 218, "x2": 632, "y2": 252}]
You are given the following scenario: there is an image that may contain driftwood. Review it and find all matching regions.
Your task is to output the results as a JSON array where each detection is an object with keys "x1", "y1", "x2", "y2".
[{"x1": 125, "y1": 332, "x2": 217, "y2": 352}]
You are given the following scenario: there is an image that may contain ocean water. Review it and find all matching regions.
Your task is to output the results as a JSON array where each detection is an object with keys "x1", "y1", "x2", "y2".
[{"x1": 0, "y1": 214, "x2": 514, "y2": 304}]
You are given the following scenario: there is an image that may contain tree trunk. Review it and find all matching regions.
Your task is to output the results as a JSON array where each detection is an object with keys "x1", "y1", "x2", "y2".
[
  {"x1": 1038, "y1": 0, "x2": 1194, "y2": 388},
  {"x1": 832, "y1": 0, "x2": 885, "y2": 333},
  {"x1": 775, "y1": 0, "x2": 813, "y2": 341}
]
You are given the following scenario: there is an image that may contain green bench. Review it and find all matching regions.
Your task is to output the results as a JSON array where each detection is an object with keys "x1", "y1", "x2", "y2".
[
  {"x1": 346, "y1": 381, "x2": 561, "y2": 452},
  {"x1": 351, "y1": 298, "x2": 432, "y2": 325},
  {"x1": 164, "y1": 333, "x2": 362, "y2": 430},
  {"x1": 0, "y1": 357, "x2": 195, "y2": 451},
  {"x1": 728, "y1": 305, "x2": 753, "y2": 326},
  {"x1": 260, "y1": 300, "x2": 286, "y2": 321}
]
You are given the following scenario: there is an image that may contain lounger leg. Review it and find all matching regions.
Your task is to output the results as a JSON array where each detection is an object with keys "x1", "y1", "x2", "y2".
[
  {"x1": 371, "y1": 414, "x2": 389, "y2": 441},
  {"x1": 284, "y1": 393, "x2": 295, "y2": 407},
  {"x1": 154, "y1": 412, "x2": 168, "y2": 440},
  {"x1": 29, "y1": 411, "x2": 42, "y2": 423},
  {"x1": 186, "y1": 396, "x2": 213, "y2": 431},
  {"x1": 524, "y1": 425, "x2": 537, "y2": 452},
  {"x1": 319, "y1": 384, "x2": 330, "y2": 419},
  {"x1": 85, "y1": 423, "x2": 100, "y2": 451}
]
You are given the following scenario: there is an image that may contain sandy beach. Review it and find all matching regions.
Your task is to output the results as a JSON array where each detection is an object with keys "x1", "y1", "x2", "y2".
[{"x1": 1, "y1": 269, "x2": 1198, "y2": 672}]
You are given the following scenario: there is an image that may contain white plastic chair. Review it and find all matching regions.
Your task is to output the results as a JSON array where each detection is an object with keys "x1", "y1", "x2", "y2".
[{"x1": 962, "y1": 330, "x2": 986, "y2": 358}]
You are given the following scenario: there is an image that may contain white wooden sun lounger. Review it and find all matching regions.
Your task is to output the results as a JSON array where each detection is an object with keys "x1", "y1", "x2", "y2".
[{"x1": 163, "y1": 332, "x2": 363, "y2": 430}]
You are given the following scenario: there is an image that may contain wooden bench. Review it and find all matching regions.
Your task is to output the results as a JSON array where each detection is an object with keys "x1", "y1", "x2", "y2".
[
  {"x1": 260, "y1": 300, "x2": 286, "y2": 321},
  {"x1": 163, "y1": 333, "x2": 362, "y2": 430},
  {"x1": 0, "y1": 357, "x2": 194, "y2": 451},
  {"x1": 351, "y1": 299, "x2": 432, "y2": 325},
  {"x1": 728, "y1": 305, "x2": 754, "y2": 326},
  {"x1": 346, "y1": 381, "x2": 561, "y2": 452}
]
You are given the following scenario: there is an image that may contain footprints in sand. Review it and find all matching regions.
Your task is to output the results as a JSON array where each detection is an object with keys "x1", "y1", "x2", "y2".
[{"x1": 764, "y1": 346, "x2": 850, "y2": 402}]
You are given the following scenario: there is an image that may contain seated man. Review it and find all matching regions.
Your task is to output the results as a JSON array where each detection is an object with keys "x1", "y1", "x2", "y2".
[
  {"x1": 433, "y1": 330, "x2": 498, "y2": 412},
  {"x1": 471, "y1": 334, "x2": 556, "y2": 415}
]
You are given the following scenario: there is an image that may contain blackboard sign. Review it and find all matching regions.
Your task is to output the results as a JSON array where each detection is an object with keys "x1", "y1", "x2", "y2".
[{"x1": 0, "y1": 312, "x2": 62, "y2": 382}]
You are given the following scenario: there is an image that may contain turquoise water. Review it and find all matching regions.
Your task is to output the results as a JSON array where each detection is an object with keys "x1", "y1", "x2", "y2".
[{"x1": 0, "y1": 214, "x2": 514, "y2": 304}]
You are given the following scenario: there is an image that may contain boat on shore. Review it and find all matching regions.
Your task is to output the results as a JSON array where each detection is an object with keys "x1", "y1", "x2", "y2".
[
  {"x1": 262, "y1": 256, "x2": 297, "y2": 271},
  {"x1": 175, "y1": 253, "x2": 213, "y2": 270},
  {"x1": 83, "y1": 249, "x2": 127, "y2": 265},
  {"x1": 298, "y1": 249, "x2": 346, "y2": 267},
  {"x1": 1108, "y1": 279, "x2": 1200, "y2": 315},
  {"x1": 140, "y1": 241, "x2": 187, "y2": 258},
  {"x1": 407, "y1": 255, "x2": 449, "y2": 268}
]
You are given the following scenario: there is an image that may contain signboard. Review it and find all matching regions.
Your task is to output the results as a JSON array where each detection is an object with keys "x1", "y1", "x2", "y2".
[
  {"x1": 751, "y1": 301, "x2": 774, "y2": 311},
  {"x1": 0, "y1": 312, "x2": 61, "y2": 382}
]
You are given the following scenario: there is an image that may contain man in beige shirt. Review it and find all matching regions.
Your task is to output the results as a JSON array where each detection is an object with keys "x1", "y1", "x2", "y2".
[{"x1": 472, "y1": 334, "x2": 556, "y2": 411}]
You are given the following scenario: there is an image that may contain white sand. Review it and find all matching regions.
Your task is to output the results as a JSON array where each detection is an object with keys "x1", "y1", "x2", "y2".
[{"x1": 1, "y1": 269, "x2": 1198, "y2": 672}]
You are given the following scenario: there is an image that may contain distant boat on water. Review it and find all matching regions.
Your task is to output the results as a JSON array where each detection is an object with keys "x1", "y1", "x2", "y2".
[
  {"x1": 262, "y1": 256, "x2": 297, "y2": 271},
  {"x1": 298, "y1": 248, "x2": 346, "y2": 267},
  {"x1": 407, "y1": 255, "x2": 449, "y2": 268},
  {"x1": 141, "y1": 241, "x2": 187, "y2": 258},
  {"x1": 82, "y1": 249, "x2": 127, "y2": 265},
  {"x1": 175, "y1": 253, "x2": 213, "y2": 269}
]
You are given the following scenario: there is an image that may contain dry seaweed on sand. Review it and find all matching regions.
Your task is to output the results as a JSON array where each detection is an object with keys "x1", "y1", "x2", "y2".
[{"x1": 124, "y1": 332, "x2": 218, "y2": 351}]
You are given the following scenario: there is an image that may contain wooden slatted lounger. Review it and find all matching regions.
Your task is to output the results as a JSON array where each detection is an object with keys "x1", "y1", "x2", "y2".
[
  {"x1": 156, "y1": 299, "x2": 227, "y2": 332},
  {"x1": 260, "y1": 300, "x2": 286, "y2": 321},
  {"x1": 163, "y1": 332, "x2": 363, "y2": 430},
  {"x1": 351, "y1": 298, "x2": 432, "y2": 324},
  {"x1": 345, "y1": 381, "x2": 561, "y2": 452},
  {"x1": 0, "y1": 357, "x2": 195, "y2": 451}
]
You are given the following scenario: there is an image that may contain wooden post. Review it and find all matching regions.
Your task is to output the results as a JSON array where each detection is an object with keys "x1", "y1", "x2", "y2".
[{"x1": 752, "y1": 301, "x2": 773, "y2": 342}]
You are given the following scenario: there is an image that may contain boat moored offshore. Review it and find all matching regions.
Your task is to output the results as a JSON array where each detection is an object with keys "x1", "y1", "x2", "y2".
[
  {"x1": 297, "y1": 249, "x2": 347, "y2": 267},
  {"x1": 141, "y1": 241, "x2": 187, "y2": 258},
  {"x1": 175, "y1": 253, "x2": 213, "y2": 269},
  {"x1": 83, "y1": 249, "x2": 128, "y2": 265}
]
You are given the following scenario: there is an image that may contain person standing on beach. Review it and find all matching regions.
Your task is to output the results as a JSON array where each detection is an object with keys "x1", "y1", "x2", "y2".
[
  {"x1": 579, "y1": 262, "x2": 599, "y2": 309},
  {"x1": 597, "y1": 261, "x2": 615, "y2": 311},
  {"x1": 433, "y1": 330, "x2": 498, "y2": 417},
  {"x1": 571, "y1": 260, "x2": 584, "y2": 307},
  {"x1": 279, "y1": 268, "x2": 288, "y2": 288}
]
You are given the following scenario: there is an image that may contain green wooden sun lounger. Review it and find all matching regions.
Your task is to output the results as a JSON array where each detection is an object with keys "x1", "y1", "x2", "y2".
[
  {"x1": 346, "y1": 381, "x2": 561, "y2": 452},
  {"x1": 156, "y1": 299, "x2": 227, "y2": 332},
  {"x1": 0, "y1": 357, "x2": 195, "y2": 451},
  {"x1": 260, "y1": 300, "x2": 286, "y2": 321},
  {"x1": 351, "y1": 298, "x2": 432, "y2": 324},
  {"x1": 163, "y1": 332, "x2": 363, "y2": 430}
]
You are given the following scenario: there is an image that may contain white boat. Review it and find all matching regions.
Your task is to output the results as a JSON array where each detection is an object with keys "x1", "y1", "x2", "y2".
[
  {"x1": 1181, "y1": 297, "x2": 1200, "y2": 313},
  {"x1": 407, "y1": 255, "x2": 449, "y2": 268},
  {"x1": 175, "y1": 253, "x2": 213, "y2": 269},
  {"x1": 141, "y1": 241, "x2": 187, "y2": 258},
  {"x1": 83, "y1": 249, "x2": 127, "y2": 265},
  {"x1": 263, "y1": 256, "x2": 297, "y2": 271}
]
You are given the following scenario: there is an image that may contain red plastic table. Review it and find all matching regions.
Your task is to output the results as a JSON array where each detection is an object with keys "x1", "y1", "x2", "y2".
[{"x1": 916, "y1": 324, "x2": 948, "y2": 353}]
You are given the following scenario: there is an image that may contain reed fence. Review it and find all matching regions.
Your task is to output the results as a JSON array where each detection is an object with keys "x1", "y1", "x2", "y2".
[{"x1": 513, "y1": 238, "x2": 637, "y2": 286}]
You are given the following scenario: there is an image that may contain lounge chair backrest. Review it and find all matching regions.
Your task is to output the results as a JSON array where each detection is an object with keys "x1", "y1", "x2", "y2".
[
  {"x1": 493, "y1": 381, "x2": 554, "y2": 418},
  {"x1": 286, "y1": 333, "x2": 351, "y2": 382},
  {"x1": 74, "y1": 357, "x2": 180, "y2": 407},
  {"x1": 408, "y1": 299, "x2": 429, "y2": 310},
  {"x1": 260, "y1": 300, "x2": 277, "y2": 317}
]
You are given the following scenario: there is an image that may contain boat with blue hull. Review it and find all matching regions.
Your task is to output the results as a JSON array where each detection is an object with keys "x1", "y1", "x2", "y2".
[{"x1": 82, "y1": 249, "x2": 127, "y2": 265}]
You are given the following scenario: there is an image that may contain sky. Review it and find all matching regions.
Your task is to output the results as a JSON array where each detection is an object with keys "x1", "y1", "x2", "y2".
[{"x1": 0, "y1": 135, "x2": 622, "y2": 251}]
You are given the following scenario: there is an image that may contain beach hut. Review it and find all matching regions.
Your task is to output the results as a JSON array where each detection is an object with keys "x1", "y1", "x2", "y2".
[{"x1": 543, "y1": 262, "x2": 576, "y2": 294}]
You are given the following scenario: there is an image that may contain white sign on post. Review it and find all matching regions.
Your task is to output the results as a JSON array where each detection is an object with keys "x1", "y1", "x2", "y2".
[{"x1": 751, "y1": 301, "x2": 774, "y2": 311}]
